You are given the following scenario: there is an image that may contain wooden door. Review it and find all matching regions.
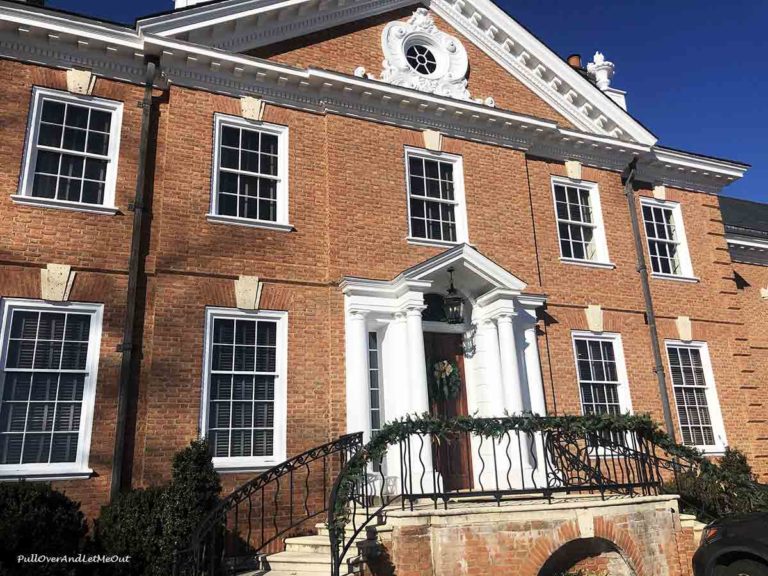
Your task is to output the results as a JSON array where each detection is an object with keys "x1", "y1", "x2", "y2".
[{"x1": 424, "y1": 332, "x2": 473, "y2": 492}]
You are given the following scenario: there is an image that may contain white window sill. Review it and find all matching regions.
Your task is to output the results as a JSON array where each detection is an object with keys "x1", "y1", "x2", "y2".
[
  {"x1": 212, "y1": 458, "x2": 284, "y2": 473},
  {"x1": 206, "y1": 213, "x2": 294, "y2": 232},
  {"x1": 406, "y1": 236, "x2": 466, "y2": 249},
  {"x1": 651, "y1": 272, "x2": 700, "y2": 284},
  {"x1": 0, "y1": 467, "x2": 94, "y2": 481},
  {"x1": 560, "y1": 258, "x2": 616, "y2": 270},
  {"x1": 12, "y1": 194, "x2": 119, "y2": 215},
  {"x1": 694, "y1": 446, "x2": 726, "y2": 456}
]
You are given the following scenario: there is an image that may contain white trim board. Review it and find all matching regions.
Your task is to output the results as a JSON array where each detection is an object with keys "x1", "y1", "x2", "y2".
[
  {"x1": 138, "y1": 0, "x2": 653, "y2": 143},
  {"x1": 0, "y1": 3, "x2": 749, "y2": 194}
]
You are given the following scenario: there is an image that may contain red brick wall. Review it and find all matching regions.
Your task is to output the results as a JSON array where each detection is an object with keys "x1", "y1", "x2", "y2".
[
  {"x1": 0, "y1": 60, "x2": 145, "y2": 518},
  {"x1": 729, "y1": 257, "x2": 768, "y2": 480},
  {"x1": 377, "y1": 499, "x2": 696, "y2": 576},
  {"x1": 0, "y1": 1, "x2": 764, "y2": 526}
]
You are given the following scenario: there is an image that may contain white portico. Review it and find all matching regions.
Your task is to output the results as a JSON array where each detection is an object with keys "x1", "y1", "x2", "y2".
[{"x1": 341, "y1": 245, "x2": 547, "y2": 447}]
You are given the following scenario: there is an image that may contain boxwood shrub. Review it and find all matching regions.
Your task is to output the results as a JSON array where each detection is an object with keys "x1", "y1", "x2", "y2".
[
  {"x1": 0, "y1": 481, "x2": 88, "y2": 576},
  {"x1": 94, "y1": 438, "x2": 221, "y2": 575}
]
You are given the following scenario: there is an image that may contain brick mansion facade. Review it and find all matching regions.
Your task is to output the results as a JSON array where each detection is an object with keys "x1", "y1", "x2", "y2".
[{"x1": 0, "y1": 0, "x2": 764, "y2": 545}]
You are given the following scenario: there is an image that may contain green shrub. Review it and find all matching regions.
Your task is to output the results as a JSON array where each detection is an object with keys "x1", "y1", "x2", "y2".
[
  {"x1": 160, "y1": 438, "x2": 222, "y2": 566},
  {"x1": 669, "y1": 447, "x2": 768, "y2": 519},
  {"x1": 0, "y1": 482, "x2": 87, "y2": 576},
  {"x1": 93, "y1": 487, "x2": 165, "y2": 575},
  {"x1": 95, "y1": 439, "x2": 222, "y2": 576}
]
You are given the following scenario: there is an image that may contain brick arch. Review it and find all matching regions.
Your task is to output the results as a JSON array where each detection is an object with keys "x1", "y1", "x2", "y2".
[{"x1": 520, "y1": 518, "x2": 648, "y2": 576}]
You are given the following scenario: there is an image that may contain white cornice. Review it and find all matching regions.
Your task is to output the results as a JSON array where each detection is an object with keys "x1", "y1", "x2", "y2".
[
  {"x1": 0, "y1": 1, "x2": 141, "y2": 49},
  {"x1": 726, "y1": 234, "x2": 768, "y2": 252},
  {"x1": 143, "y1": 0, "x2": 418, "y2": 55},
  {"x1": 428, "y1": 0, "x2": 655, "y2": 145},
  {"x1": 0, "y1": 3, "x2": 748, "y2": 194},
  {"x1": 137, "y1": 0, "x2": 657, "y2": 146}
]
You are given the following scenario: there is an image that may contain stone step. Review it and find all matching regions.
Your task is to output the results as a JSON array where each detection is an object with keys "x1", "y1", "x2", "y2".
[
  {"x1": 285, "y1": 535, "x2": 332, "y2": 555},
  {"x1": 314, "y1": 521, "x2": 391, "y2": 539},
  {"x1": 265, "y1": 551, "x2": 332, "y2": 573}
]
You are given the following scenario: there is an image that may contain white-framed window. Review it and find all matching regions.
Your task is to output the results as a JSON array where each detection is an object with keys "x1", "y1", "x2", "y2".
[
  {"x1": 665, "y1": 341, "x2": 726, "y2": 452},
  {"x1": 552, "y1": 177, "x2": 611, "y2": 267},
  {"x1": 368, "y1": 331, "x2": 383, "y2": 437},
  {"x1": 572, "y1": 332, "x2": 632, "y2": 447},
  {"x1": 572, "y1": 332, "x2": 631, "y2": 417},
  {"x1": 641, "y1": 198, "x2": 695, "y2": 280},
  {"x1": 14, "y1": 87, "x2": 123, "y2": 214},
  {"x1": 405, "y1": 147, "x2": 468, "y2": 246},
  {"x1": 0, "y1": 299, "x2": 102, "y2": 479},
  {"x1": 208, "y1": 114, "x2": 291, "y2": 232},
  {"x1": 201, "y1": 307, "x2": 288, "y2": 471}
]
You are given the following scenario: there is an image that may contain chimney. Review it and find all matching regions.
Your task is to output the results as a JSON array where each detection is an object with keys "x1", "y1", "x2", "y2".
[
  {"x1": 567, "y1": 54, "x2": 582, "y2": 69},
  {"x1": 586, "y1": 51, "x2": 627, "y2": 111}
]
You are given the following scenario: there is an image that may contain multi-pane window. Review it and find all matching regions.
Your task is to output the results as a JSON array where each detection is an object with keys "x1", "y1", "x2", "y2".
[
  {"x1": 554, "y1": 183, "x2": 597, "y2": 260},
  {"x1": 19, "y1": 89, "x2": 121, "y2": 208},
  {"x1": 0, "y1": 302, "x2": 101, "y2": 473},
  {"x1": 574, "y1": 335, "x2": 629, "y2": 446},
  {"x1": 204, "y1": 310, "x2": 286, "y2": 467},
  {"x1": 667, "y1": 345, "x2": 719, "y2": 447},
  {"x1": 406, "y1": 151, "x2": 465, "y2": 244},
  {"x1": 574, "y1": 338, "x2": 622, "y2": 417},
  {"x1": 212, "y1": 116, "x2": 288, "y2": 226},
  {"x1": 642, "y1": 203, "x2": 683, "y2": 275},
  {"x1": 368, "y1": 332, "x2": 383, "y2": 437}
]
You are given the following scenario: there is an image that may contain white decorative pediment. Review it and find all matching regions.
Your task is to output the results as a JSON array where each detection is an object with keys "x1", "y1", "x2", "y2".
[{"x1": 379, "y1": 8, "x2": 474, "y2": 102}]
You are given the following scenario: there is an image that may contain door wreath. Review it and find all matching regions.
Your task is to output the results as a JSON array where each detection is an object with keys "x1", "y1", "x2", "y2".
[{"x1": 428, "y1": 359, "x2": 461, "y2": 402}]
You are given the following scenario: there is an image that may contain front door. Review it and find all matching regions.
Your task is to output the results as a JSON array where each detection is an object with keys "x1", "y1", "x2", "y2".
[{"x1": 424, "y1": 332, "x2": 473, "y2": 492}]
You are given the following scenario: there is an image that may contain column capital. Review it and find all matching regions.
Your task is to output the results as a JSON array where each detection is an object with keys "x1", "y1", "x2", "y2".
[
  {"x1": 348, "y1": 309, "x2": 369, "y2": 320},
  {"x1": 494, "y1": 312, "x2": 517, "y2": 324},
  {"x1": 404, "y1": 305, "x2": 426, "y2": 317}
]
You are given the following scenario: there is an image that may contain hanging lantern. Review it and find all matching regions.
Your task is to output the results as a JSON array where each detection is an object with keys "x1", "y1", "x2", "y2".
[{"x1": 443, "y1": 267, "x2": 465, "y2": 324}]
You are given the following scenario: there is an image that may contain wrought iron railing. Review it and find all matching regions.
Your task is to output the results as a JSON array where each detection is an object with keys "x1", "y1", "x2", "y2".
[
  {"x1": 174, "y1": 432, "x2": 363, "y2": 576},
  {"x1": 327, "y1": 415, "x2": 693, "y2": 576}
]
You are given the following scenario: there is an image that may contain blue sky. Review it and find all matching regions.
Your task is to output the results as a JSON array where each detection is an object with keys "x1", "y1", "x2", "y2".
[{"x1": 48, "y1": 0, "x2": 767, "y2": 202}]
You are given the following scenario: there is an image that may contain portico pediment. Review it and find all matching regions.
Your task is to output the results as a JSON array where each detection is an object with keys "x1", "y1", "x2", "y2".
[
  {"x1": 341, "y1": 244, "x2": 528, "y2": 309},
  {"x1": 399, "y1": 244, "x2": 526, "y2": 298}
]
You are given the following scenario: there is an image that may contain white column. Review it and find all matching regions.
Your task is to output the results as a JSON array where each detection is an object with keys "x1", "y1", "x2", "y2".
[
  {"x1": 478, "y1": 318, "x2": 505, "y2": 417},
  {"x1": 497, "y1": 313, "x2": 534, "y2": 477},
  {"x1": 382, "y1": 312, "x2": 409, "y2": 421},
  {"x1": 404, "y1": 306, "x2": 435, "y2": 493},
  {"x1": 405, "y1": 307, "x2": 430, "y2": 416},
  {"x1": 524, "y1": 322, "x2": 547, "y2": 416},
  {"x1": 496, "y1": 314, "x2": 524, "y2": 414},
  {"x1": 345, "y1": 310, "x2": 370, "y2": 437}
]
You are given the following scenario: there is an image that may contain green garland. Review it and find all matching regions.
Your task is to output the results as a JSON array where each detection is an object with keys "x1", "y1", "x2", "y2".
[{"x1": 329, "y1": 412, "x2": 707, "y2": 547}]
